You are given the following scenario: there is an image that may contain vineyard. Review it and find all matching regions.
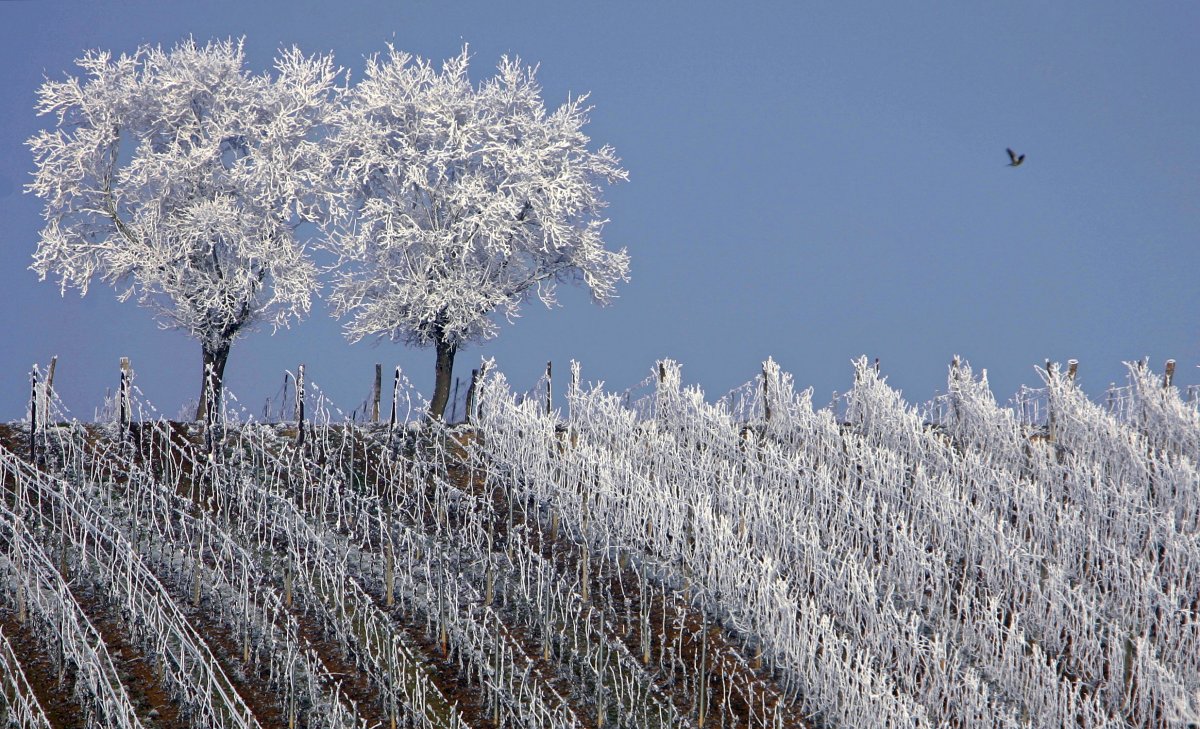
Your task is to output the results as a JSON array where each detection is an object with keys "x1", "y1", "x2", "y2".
[{"x1": 0, "y1": 356, "x2": 1198, "y2": 728}]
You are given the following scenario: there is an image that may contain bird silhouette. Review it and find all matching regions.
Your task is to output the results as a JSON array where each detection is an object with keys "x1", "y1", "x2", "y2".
[{"x1": 1006, "y1": 148, "x2": 1025, "y2": 167}]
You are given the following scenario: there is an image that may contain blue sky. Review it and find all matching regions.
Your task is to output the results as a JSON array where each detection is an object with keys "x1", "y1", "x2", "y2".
[{"x1": 1, "y1": 1, "x2": 1197, "y2": 420}]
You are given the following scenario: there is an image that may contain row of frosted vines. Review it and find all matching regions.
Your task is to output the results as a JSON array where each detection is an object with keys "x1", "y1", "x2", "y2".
[
  {"x1": 0, "y1": 504, "x2": 139, "y2": 729},
  {"x1": 644, "y1": 362, "x2": 1048, "y2": 728},
  {"x1": 226, "y1": 404, "x2": 685, "y2": 728},
  {"x1": 936, "y1": 362, "x2": 1200, "y2": 698},
  {"x1": 466, "y1": 385, "x2": 795, "y2": 729},
  {"x1": 467, "y1": 369, "x2": 805, "y2": 728},
  {"x1": 473, "y1": 363, "x2": 935, "y2": 729},
  {"x1": 300, "y1": 374, "x2": 715, "y2": 727},
  {"x1": 236, "y1": 426, "x2": 589, "y2": 729},
  {"x1": 136, "y1": 423, "x2": 471, "y2": 729},
  {"x1": 472, "y1": 358, "x2": 1199, "y2": 728},
  {"x1": 0, "y1": 450, "x2": 261, "y2": 729},
  {"x1": 758, "y1": 357, "x2": 1196, "y2": 726},
  {"x1": 61, "y1": 424, "x2": 368, "y2": 729},
  {"x1": 677, "y1": 361, "x2": 1108, "y2": 728},
  {"x1": 0, "y1": 624, "x2": 53, "y2": 729},
  {"x1": 14, "y1": 368, "x2": 630, "y2": 728},
  {"x1": 11, "y1": 387, "x2": 455, "y2": 729},
  {"x1": 838, "y1": 359, "x2": 1195, "y2": 726},
  {"x1": 5, "y1": 355, "x2": 1197, "y2": 727},
  {"x1": 210, "y1": 398, "x2": 597, "y2": 728}
]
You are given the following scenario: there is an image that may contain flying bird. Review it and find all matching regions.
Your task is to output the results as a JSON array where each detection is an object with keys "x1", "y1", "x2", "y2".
[{"x1": 1006, "y1": 148, "x2": 1025, "y2": 167}]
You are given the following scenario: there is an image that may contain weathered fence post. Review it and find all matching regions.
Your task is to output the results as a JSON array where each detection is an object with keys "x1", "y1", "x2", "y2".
[
  {"x1": 762, "y1": 360, "x2": 772, "y2": 423},
  {"x1": 35, "y1": 355, "x2": 58, "y2": 433},
  {"x1": 295, "y1": 364, "x2": 305, "y2": 447},
  {"x1": 1067, "y1": 359, "x2": 1078, "y2": 381},
  {"x1": 1044, "y1": 359, "x2": 1057, "y2": 441},
  {"x1": 29, "y1": 368, "x2": 39, "y2": 463},
  {"x1": 569, "y1": 361, "x2": 580, "y2": 434},
  {"x1": 280, "y1": 371, "x2": 290, "y2": 423},
  {"x1": 372, "y1": 363, "x2": 382, "y2": 423},
  {"x1": 465, "y1": 368, "x2": 480, "y2": 424},
  {"x1": 389, "y1": 366, "x2": 400, "y2": 430},
  {"x1": 1164, "y1": 359, "x2": 1176, "y2": 388},
  {"x1": 545, "y1": 360, "x2": 553, "y2": 416},
  {"x1": 45, "y1": 355, "x2": 57, "y2": 410},
  {"x1": 119, "y1": 357, "x2": 132, "y2": 437},
  {"x1": 948, "y1": 356, "x2": 962, "y2": 424}
]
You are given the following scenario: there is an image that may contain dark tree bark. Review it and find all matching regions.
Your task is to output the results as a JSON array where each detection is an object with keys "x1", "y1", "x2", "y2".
[
  {"x1": 429, "y1": 336, "x2": 458, "y2": 421},
  {"x1": 195, "y1": 340, "x2": 231, "y2": 422}
]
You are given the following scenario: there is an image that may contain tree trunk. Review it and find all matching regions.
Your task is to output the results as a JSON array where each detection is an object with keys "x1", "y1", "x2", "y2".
[
  {"x1": 429, "y1": 337, "x2": 457, "y2": 420},
  {"x1": 195, "y1": 341, "x2": 231, "y2": 422}
]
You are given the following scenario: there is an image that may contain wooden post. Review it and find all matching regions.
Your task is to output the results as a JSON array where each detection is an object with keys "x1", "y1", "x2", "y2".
[
  {"x1": 449, "y1": 377, "x2": 461, "y2": 423},
  {"x1": 1164, "y1": 360, "x2": 1176, "y2": 388},
  {"x1": 372, "y1": 363, "x2": 382, "y2": 423},
  {"x1": 465, "y1": 368, "x2": 480, "y2": 424},
  {"x1": 29, "y1": 369, "x2": 38, "y2": 463},
  {"x1": 545, "y1": 361, "x2": 553, "y2": 416},
  {"x1": 119, "y1": 357, "x2": 132, "y2": 436},
  {"x1": 1067, "y1": 359, "x2": 1078, "y2": 382},
  {"x1": 280, "y1": 372, "x2": 289, "y2": 423},
  {"x1": 391, "y1": 364, "x2": 400, "y2": 426},
  {"x1": 40, "y1": 355, "x2": 57, "y2": 426},
  {"x1": 1045, "y1": 360, "x2": 1056, "y2": 441},
  {"x1": 762, "y1": 361, "x2": 771, "y2": 423},
  {"x1": 295, "y1": 364, "x2": 305, "y2": 447}
]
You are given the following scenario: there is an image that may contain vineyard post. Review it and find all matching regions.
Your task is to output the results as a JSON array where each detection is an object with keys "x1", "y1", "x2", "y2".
[
  {"x1": 45, "y1": 355, "x2": 57, "y2": 416},
  {"x1": 29, "y1": 368, "x2": 38, "y2": 463},
  {"x1": 280, "y1": 371, "x2": 290, "y2": 423},
  {"x1": 478, "y1": 360, "x2": 491, "y2": 420},
  {"x1": 1045, "y1": 360, "x2": 1056, "y2": 441},
  {"x1": 295, "y1": 364, "x2": 305, "y2": 447},
  {"x1": 283, "y1": 562, "x2": 294, "y2": 608},
  {"x1": 465, "y1": 368, "x2": 480, "y2": 424},
  {"x1": 119, "y1": 356, "x2": 131, "y2": 438},
  {"x1": 1164, "y1": 359, "x2": 1176, "y2": 388},
  {"x1": 546, "y1": 361, "x2": 553, "y2": 416},
  {"x1": 762, "y1": 361, "x2": 771, "y2": 423},
  {"x1": 656, "y1": 361, "x2": 669, "y2": 425},
  {"x1": 389, "y1": 366, "x2": 400, "y2": 430},
  {"x1": 570, "y1": 360, "x2": 580, "y2": 400},
  {"x1": 949, "y1": 356, "x2": 961, "y2": 424},
  {"x1": 373, "y1": 363, "x2": 382, "y2": 423}
]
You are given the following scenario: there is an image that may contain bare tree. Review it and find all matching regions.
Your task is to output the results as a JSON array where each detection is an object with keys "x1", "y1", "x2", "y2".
[
  {"x1": 320, "y1": 46, "x2": 629, "y2": 419},
  {"x1": 28, "y1": 38, "x2": 338, "y2": 419}
]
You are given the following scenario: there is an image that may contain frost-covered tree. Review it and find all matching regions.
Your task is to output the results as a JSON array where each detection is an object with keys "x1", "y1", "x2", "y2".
[
  {"x1": 28, "y1": 38, "x2": 338, "y2": 419},
  {"x1": 321, "y1": 47, "x2": 629, "y2": 419}
]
